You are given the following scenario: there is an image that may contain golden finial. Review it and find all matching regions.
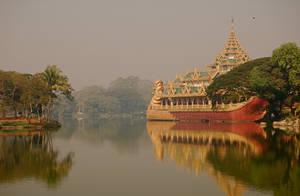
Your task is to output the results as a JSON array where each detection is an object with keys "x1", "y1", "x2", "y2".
[{"x1": 231, "y1": 18, "x2": 234, "y2": 32}]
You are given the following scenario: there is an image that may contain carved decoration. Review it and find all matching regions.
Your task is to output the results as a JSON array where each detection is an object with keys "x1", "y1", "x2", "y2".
[{"x1": 150, "y1": 80, "x2": 164, "y2": 106}]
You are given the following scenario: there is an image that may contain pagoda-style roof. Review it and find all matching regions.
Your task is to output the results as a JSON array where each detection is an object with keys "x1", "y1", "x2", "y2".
[
  {"x1": 176, "y1": 68, "x2": 217, "y2": 82},
  {"x1": 159, "y1": 19, "x2": 250, "y2": 98},
  {"x1": 207, "y1": 19, "x2": 250, "y2": 72}
]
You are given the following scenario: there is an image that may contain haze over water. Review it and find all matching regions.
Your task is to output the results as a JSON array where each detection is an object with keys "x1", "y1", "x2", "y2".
[{"x1": 1, "y1": 1, "x2": 300, "y2": 195}]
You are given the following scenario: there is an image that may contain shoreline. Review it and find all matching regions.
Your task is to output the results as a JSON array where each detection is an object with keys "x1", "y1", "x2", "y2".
[{"x1": 0, "y1": 118, "x2": 61, "y2": 131}]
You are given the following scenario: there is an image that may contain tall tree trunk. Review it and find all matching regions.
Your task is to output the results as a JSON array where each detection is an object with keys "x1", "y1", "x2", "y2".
[
  {"x1": 37, "y1": 106, "x2": 40, "y2": 121},
  {"x1": 2, "y1": 109, "x2": 6, "y2": 119},
  {"x1": 46, "y1": 103, "x2": 50, "y2": 122},
  {"x1": 46, "y1": 102, "x2": 52, "y2": 122},
  {"x1": 23, "y1": 103, "x2": 26, "y2": 119},
  {"x1": 41, "y1": 105, "x2": 45, "y2": 121},
  {"x1": 14, "y1": 107, "x2": 17, "y2": 118},
  {"x1": 48, "y1": 102, "x2": 53, "y2": 122},
  {"x1": 291, "y1": 106, "x2": 296, "y2": 117},
  {"x1": 27, "y1": 103, "x2": 33, "y2": 124}
]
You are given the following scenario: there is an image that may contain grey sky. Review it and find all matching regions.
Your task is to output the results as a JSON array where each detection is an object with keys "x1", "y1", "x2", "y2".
[{"x1": 0, "y1": 0, "x2": 299, "y2": 90}]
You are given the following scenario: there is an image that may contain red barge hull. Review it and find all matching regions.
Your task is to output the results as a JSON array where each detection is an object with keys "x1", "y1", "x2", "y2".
[{"x1": 147, "y1": 97, "x2": 268, "y2": 122}]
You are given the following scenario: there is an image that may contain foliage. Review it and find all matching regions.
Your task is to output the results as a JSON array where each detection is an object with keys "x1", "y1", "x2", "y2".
[
  {"x1": 1, "y1": 121, "x2": 29, "y2": 126},
  {"x1": 250, "y1": 43, "x2": 300, "y2": 120},
  {"x1": 43, "y1": 65, "x2": 73, "y2": 100},
  {"x1": 206, "y1": 57, "x2": 271, "y2": 104},
  {"x1": 0, "y1": 65, "x2": 73, "y2": 121},
  {"x1": 207, "y1": 42, "x2": 300, "y2": 120},
  {"x1": 56, "y1": 76, "x2": 153, "y2": 119},
  {"x1": 107, "y1": 76, "x2": 148, "y2": 114}
]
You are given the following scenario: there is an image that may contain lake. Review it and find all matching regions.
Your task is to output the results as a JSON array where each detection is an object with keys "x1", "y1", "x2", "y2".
[{"x1": 0, "y1": 119, "x2": 299, "y2": 196}]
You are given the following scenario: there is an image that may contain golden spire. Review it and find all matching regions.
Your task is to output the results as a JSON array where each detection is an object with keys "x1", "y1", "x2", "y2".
[
  {"x1": 206, "y1": 18, "x2": 250, "y2": 71},
  {"x1": 230, "y1": 18, "x2": 237, "y2": 38}
]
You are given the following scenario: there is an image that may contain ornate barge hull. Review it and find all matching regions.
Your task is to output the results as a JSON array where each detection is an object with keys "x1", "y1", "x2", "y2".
[{"x1": 147, "y1": 97, "x2": 268, "y2": 122}]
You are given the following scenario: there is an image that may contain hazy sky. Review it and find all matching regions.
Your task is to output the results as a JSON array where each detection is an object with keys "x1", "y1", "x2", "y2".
[{"x1": 0, "y1": 0, "x2": 300, "y2": 90}]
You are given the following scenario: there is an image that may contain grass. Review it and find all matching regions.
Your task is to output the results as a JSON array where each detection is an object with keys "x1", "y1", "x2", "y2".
[
  {"x1": 0, "y1": 129, "x2": 35, "y2": 133},
  {"x1": 0, "y1": 128, "x2": 58, "y2": 133},
  {"x1": 0, "y1": 119, "x2": 61, "y2": 131},
  {"x1": 1, "y1": 121, "x2": 29, "y2": 126}
]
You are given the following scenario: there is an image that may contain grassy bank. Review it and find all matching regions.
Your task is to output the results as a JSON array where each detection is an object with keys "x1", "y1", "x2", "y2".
[{"x1": 0, "y1": 118, "x2": 61, "y2": 132}]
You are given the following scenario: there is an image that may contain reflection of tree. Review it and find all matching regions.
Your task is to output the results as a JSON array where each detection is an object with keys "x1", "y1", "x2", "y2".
[
  {"x1": 148, "y1": 121, "x2": 300, "y2": 196},
  {"x1": 0, "y1": 131, "x2": 74, "y2": 187},
  {"x1": 207, "y1": 134, "x2": 300, "y2": 196}
]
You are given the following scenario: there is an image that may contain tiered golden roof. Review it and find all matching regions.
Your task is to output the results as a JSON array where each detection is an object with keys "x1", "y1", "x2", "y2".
[
  {"x1": 149, "y1": 19, "x2": 250, "y2": 101},
  {"x1": 206, "y1": 19, "x2": 250, "y2": 72}
]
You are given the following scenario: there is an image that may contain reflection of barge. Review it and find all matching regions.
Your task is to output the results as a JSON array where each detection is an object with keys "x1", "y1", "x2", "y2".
[
  {"x1": 147, "y1": 121, "x2": 266, "y2": 155},
  {"x1": 146, "y1": 121, "x2": 267, "y2": 196},
  {"x1": 147, "y1": 20, "x2": 268, "y2": 121}
]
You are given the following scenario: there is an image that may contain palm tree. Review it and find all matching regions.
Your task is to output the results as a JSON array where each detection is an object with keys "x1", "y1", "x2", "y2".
[{"x1": 42, "y1": 65, "x2": 73, "y2": 121}]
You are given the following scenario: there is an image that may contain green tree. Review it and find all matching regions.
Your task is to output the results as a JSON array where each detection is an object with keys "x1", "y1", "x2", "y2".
[
  {"x1": 42, "y1": 65, "x2": 73, "y2": 121},
  {"x1": 250, "y1": 43, "x2": 300, "y2": 119},
  {"x1": 0, "y1": 66, "x2": 72, "y2": 121},
  {"x1": 207, "y1": 57, "x2": 271, "y2": 105},
  {"x1": 272, "y1": 43, "x2": 300, "y2": 115},
  {"x1": 0, "y1": 71, "x2": 28, "y2": 118},
  {"x1": 107, "y1": 76, "x2": 147, "y2": 114},
  {"x1": 67, "y1": 76, "x2": 152, "y2": 119}
]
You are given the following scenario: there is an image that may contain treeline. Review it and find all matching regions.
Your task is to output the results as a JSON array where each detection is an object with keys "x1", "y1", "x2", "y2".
[
  {"x1": 207, "y1": 43, "x2": 300, "y2": 121},
  {"x1": 0, "y1": 65, "x2": 72, "y2": 121},
  {"x1": 55, "y1": 76, "x2": 153, "y2": 119}
]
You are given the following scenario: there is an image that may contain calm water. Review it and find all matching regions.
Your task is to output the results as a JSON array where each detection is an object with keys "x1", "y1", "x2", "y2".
[{"x1": 0, "y1": 119, "x2": 299, "y2": 196}]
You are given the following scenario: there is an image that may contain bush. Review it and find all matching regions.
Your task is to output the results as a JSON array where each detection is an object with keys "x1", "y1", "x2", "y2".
[{"x1": 43, "y1": 121, "x2": 61, "y2": 129}]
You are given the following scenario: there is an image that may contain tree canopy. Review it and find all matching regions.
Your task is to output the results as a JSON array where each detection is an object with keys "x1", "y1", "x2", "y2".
[
  {"x1": 207, "y1": 42, "x2": 300, "y2": 120},
  {"x1": 206, "y1": 57, "x2": 271, "y2": 103},
  {"x1": 250, "y1": 43, "x2": 300, "y2": 119},
  {"x1": 0, "y1": 65, "x2": 72, "y2": 121},
  {"x1": 59, "y1": 76, "x2": 153, "y2": 119}
]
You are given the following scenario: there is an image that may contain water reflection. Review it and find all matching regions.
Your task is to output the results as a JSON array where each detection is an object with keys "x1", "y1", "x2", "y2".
[
  {"x1": 0, "y1": 131, "x2": 74, "y2": 188},
  {"x1": 147, "y1": 121, "x2": 300, "y2": 196},
  {"x1": 1, "y1": 120, "x2": 299, "y2": 195},
  {"x1": 57, "y1": 118, "x2": 149, "y2": 154}
]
